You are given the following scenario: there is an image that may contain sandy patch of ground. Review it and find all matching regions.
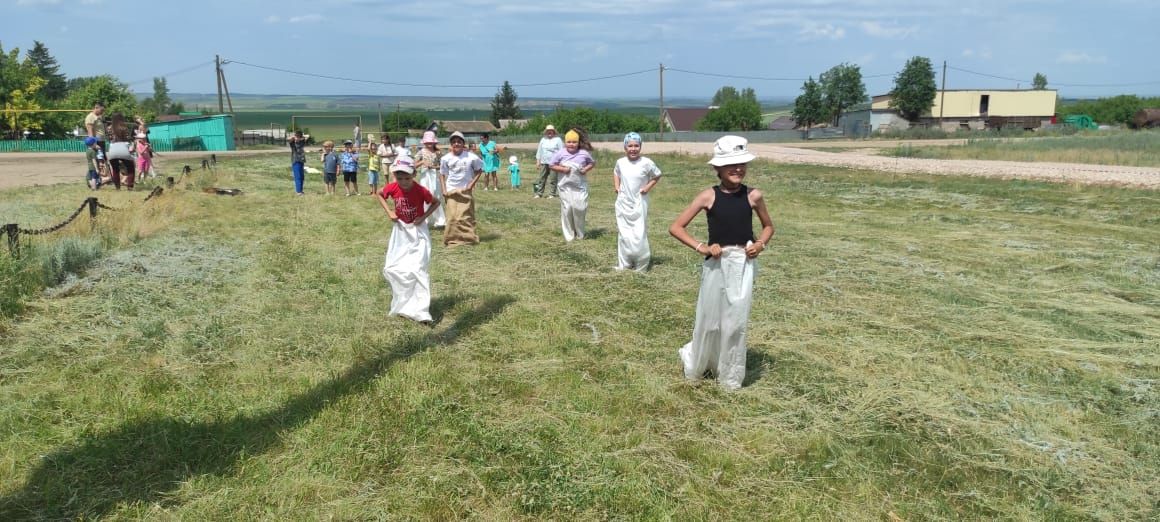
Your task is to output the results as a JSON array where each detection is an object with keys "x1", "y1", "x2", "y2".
[{"x1": 0, "y1": 150, "x2": 279, "y2": 190}]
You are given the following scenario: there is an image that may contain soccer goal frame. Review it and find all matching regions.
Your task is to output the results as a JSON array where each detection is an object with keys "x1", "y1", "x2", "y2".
[{"x1": 288, "y1": 114, "x2": 363, "y2": 141}]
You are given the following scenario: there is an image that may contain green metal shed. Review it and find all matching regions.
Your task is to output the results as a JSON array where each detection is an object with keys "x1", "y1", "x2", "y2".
[{"x1": 146, "y1": 114, "x2": 235, "y2": 151}]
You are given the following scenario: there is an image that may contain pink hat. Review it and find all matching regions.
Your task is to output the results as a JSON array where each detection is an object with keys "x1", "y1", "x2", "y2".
[{"x1": 421, "y1": 131, "x2": 438, "y2": 144}]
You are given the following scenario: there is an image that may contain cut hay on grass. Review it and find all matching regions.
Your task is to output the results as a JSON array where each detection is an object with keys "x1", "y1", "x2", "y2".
[{"x1": 0, "y1": 151, "x2": 1156, "y2": 520}]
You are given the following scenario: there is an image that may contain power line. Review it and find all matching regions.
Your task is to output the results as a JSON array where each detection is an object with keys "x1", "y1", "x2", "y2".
[
  {"x1": 947, "y1": 64, "x2": 1160, "y2": 88},
  {"x1": 223, "y1": 59, "x2": 657, "y2": 88},
  {"x1": 666, "y1": 67, "x2": 894, "y2": 82},
  {"x1": 126, "y1": 60, "x2": 217, "y2": 87}
]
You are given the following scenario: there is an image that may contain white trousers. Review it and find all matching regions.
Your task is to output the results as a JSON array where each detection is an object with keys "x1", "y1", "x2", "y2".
[
  {"x1": 678, "y1": 246, "x2": 755, "y2": 390},
  {"x1": 382, "y1": 221, "x2": 432, "y2": 322}
]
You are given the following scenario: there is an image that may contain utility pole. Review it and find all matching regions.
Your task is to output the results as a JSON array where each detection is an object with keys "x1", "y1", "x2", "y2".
[
  {"x1": 378, "y1": 103, "x2": 383, "y2": 134},
  {"x1": 215, "y1": 55, "x2": 224, "y2": 114},
  {"x1": 219, "y1": 61, "x2": 234, "y2": 114},
  {"x1": 938, "y1": 60, "x2": 946, "y2": 130},
  {"x1": 658, "y1": 63, "x2": 665, "y2": 141}
]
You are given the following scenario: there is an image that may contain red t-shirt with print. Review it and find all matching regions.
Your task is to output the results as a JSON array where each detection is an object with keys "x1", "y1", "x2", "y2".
[{"x1": 380, "y1": 182, "x2": 434, "y2": 224}]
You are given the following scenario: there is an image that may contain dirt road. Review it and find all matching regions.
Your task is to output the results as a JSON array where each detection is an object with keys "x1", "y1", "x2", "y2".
[
  {"x1": 4, "y1": 142, "x2": 1158, "y2": 190},
  {"x1": 0, "y1": 150, "x2": 279, "y2": 190},
  {"x1": 507, "y1": 141, "x2": 1160, "y2": 189}
]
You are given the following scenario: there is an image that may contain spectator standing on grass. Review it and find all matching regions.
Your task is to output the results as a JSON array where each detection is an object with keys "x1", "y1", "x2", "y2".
[
  {"x1": 613, "y1": 132, "x2": 662, "y2": 272},
  {"x1": 84, "y1": 102, "x2": 106, "y2": 146},
  {"x1": 378, "y1": 157, "x2": 440, "y2": 325},
  {"x1": 353, "y1": 122, "x2": 362, "y2": 149},
  {"x1": 289, "y1": 130, "x2": 308, "y2": 195},
  {"x1": 548, "y1": 128, "x2": 595, "y2": 242},
  {"x1": 668, "y1": 135, "x2": 775, "y2": 390},
  {"x1": 439, "y1": 131, "x2": 483, "y2": 246},
  {"x1": 84, "y1": 137, "x2": 103, "y2": 190},
  {"x1": 508, "y1": 155, "x2": 521, "y2": 190},
  {"x1": 414, "y1": 131, "x2": 446, "y2": 228},
  {"x1": 377, "y1": 134, "x2": 398, "y2": 184},
  {"x1": 478, "y1": 132, "x2": 500, "y2": 190},
  {"x1": 105, "y1": 113, "x2": 135, "y2": 190},
  {"x1": 534, "y1": 124, "x2": 563, "y2": 198},
  {"x1": 366, "y1": 137, "x2": 381, "y2": 196},
  {"x1": 135, "y1": 132, "x2": 154, "y2": 180},
  {"x1": 340, "y1": 140, "x2": 360, "y2": 196},
  {"x1": 321, "y1": 140, "x2": 338, "y2": 195}
]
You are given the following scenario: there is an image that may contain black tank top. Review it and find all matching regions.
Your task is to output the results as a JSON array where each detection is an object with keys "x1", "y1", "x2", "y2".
[{"x1": 707, "y1": 185, "x2": 755, "y2": 247}]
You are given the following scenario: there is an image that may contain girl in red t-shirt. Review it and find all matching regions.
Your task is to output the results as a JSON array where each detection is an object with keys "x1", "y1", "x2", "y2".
[{"x1": 377, "y1": 157, "x2": 440, "y2": 324}]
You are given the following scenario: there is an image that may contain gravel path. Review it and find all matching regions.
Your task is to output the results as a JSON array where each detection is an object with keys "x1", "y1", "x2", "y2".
[{"x1": 508, "y1": 141, "x2": 1159, "y2": 189}]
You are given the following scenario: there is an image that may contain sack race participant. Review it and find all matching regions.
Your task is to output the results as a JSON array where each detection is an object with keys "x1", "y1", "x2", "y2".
[
  {"x1": 548, "y1": 128, "x2": 596, "y2": 242},
  {"x1": 378, "y1": 157, "x2": 440, "y2": 324},
  {"x1": 613, "y1": 132, "x2": 662, "y2": 271},
  {"x1": 438, "y1": 131, "x2": 483, "y2": 246},
  {"x1": 668, "y1": 135, "x2": 775, "y2": 390},
  {"x1": 414, "y1": 131, "x2": 446, "y2": 228}
]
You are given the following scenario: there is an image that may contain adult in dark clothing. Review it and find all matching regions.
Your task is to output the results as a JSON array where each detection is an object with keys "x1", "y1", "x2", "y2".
[{"x1": 668, "y1": 135, "x2": 775, "y2": 390}]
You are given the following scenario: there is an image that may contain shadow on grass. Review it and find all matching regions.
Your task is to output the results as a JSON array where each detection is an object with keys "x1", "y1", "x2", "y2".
[
  {"x1": 584, "y1": 227, "x2": 607, "y2": 239},
  {"x1": 479, "y1": 232, "x2": 502, "y2": 243},
  {"x1": 743, "y1": 348, "x2": 776, "y2": 387},
  {"x1": 0, "y1": 294, "x2": 515, "y2": 520}
]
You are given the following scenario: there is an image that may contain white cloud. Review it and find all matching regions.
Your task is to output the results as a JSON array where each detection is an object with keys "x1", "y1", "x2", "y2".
[
  {"x1": 1056, "y1": 51, "x2": 1106, "y2": 64},
  {"x1": 572, "y1": 42, "x2": 609, "y2": 63},
  {"x1": 860, "y1": 21, "x2": 917, "y2": 39},
  {"x1": 264, "y1": 15, "x2": 280, "y2": 23},
  {"x1": 288, "y1": 14, "x2": 324, "y2": 23},
  {"x1": 16, "y1": 0, "x2": 62, "y2": 5},
  {"x1": 962, "y1": 48, "x2": 992, "y2": 59},
  {"x1": 799, "y1": 23, "x2": 846, "y2": 40}
]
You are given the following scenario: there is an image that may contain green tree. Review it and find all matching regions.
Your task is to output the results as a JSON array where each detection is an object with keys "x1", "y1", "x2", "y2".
[
  {"x1": 383, "y1": 111, "x2": 431, "y2": 132},
  {"x1": 489, "y1": 81, "x2": 522, "y2": 127},
  {"x1": 62, "y1": 75, "x2": 138, "y2": 129},
  {"x1": 0, "y1": 44, "x2": 49, "y2": 137},
  {"x1": 889, "y1": 56, "x2": 937, "y2": 121},
  {"x1": 740, "y1": 87, "x2": 758, "y2": 104},
  {"x1": 819, "y1": 63, "x2": 867, "y2": 125},
  {"x1": 1032, "y1": 73, "x2": 1048, "y2": 90},
  {"x1": 695, "y1": 98, "x2": 762, "y2": 132},
  {"x1": 26, "y1": 41, "x2": 67, "y2": 101},
  {"x1": 139, "y1": 77, "x2": 174, "y2": 121},
  {"x1": 792, "y1": 76, "x2": 824, "y2": 129},
  {"x1": 711, "y1": 86, "x2": 740, "y2": 106},
  {"x1": 503, "y1": 108, "x2": 659, "y2": 136}
]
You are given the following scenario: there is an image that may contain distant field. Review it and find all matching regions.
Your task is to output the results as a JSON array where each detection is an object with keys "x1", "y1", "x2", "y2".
[{"x1": 882, "y1": 130, "x2": 1160, "y2": 167}]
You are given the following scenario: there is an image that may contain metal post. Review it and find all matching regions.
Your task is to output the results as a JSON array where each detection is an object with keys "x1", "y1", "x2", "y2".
[
  {"x1": 938, "y1": 60, "x2": 947, "y2": 130},
  {"x1": 658, "y1": 63, "x2": 665, "y2": 142},
  {"x1": 216, "y1": 55, "x2": 224, "y2": 114},
  {"x1": 87, "y1": 197, "x2": 98, "y2": 231},
  {"x1": 4, "y1": 224, "x2": 19, "y2": 258}
]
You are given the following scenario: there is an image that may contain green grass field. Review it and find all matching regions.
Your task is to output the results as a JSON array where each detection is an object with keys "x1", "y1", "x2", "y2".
[
  {"x1": 883, "y1": 130, "x2": 1160, "y2": 167},
  {"x1": 1, "y1": 153, "x2": 1157, "y2": 519}
]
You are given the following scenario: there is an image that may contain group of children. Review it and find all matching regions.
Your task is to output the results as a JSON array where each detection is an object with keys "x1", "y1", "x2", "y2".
[{"x1": 299, "y1": 129, "x2": 774, "y2": 390}]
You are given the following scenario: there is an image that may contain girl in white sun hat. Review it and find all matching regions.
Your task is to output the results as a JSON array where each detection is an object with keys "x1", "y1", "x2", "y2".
[
  {"x1": 668, "y1": 135, "x2": 775, "y2": 390},
  {"x1": 507, "y1": 155, "x2": 521, "y2": 190}
]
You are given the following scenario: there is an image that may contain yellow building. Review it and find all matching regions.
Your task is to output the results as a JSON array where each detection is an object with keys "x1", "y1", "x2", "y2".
[{"x1": 871, "y1": 89, "x2": 1058, "y2": 131}]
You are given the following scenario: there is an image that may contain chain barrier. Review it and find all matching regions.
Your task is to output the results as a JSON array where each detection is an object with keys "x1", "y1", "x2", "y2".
[
  {"x1": 4, "y1": 181, "x2": 169, "y2": 258},
  {"x1": 17, "y1": 199, "x2": 90, "y2": 236}
]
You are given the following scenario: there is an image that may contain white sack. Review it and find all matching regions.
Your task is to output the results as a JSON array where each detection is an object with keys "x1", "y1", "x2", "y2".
[
  {"x1": 417, "y1": 167, "x2": 446, "y2": 228},
  {"x1": 382, "y1": 221, "x2": 432, "y2": 322},
  {"x1": 558, "y1": 163, "x2": 588, "y2": 242},
  {"x1": 678, "y1": 246, "x2": 755, "y2": 390},
  {"x1": 615, "y1": 189, "x2": 650, "y2": 271}
]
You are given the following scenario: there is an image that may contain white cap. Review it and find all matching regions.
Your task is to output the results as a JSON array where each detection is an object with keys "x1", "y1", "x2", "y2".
[
  {"x1": 544, "y1": 124, "x2": 556, "y2": 132},
  {"x1": 391, "y1": 157, "x2": 415, "y2": 175},
  {"x1": 708, "y1": 135, "x2": 756, "y2": 166},
  {"x1": 509, "y1": 155, "x2": 518, "y2": 164}
]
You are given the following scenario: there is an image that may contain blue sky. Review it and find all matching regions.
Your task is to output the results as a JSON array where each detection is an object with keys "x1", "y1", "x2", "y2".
[{"x1": 5, "y1": 0, "x2": 1158, "y2": 100}]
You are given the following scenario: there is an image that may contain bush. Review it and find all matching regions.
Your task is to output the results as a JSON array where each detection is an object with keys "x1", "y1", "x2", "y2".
[{"x1": 38, "y1": 237, "x2": 104, "y2": 286}]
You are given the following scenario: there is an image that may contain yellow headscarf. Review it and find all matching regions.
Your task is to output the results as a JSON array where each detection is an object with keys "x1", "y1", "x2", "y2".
[{"x1": 564, "y1": 130, "x2": 580, "y2": 142}]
